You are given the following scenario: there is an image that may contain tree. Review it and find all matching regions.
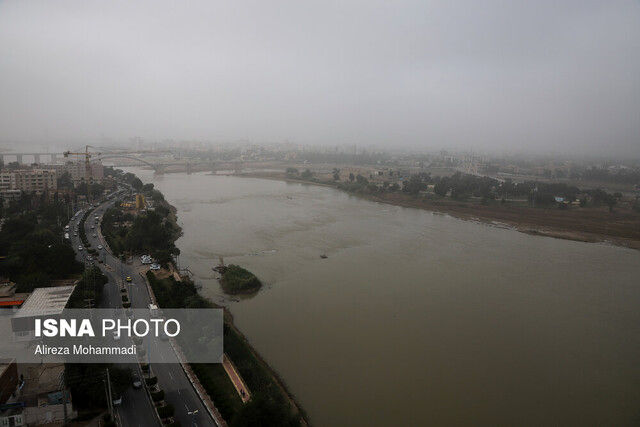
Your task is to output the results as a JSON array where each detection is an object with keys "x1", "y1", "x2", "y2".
[
  {"x1": 285, "y1": 167, "x2": 299, "y2": 177},
  {"x1": 300, "y1": 169, "x2": 313, "y2": 180},
  {"x1": 131, "y1": 177, "x2": 143, "y2": 191},
  {"x1": 355, "y1": 174, "x2": 368, "y2": 185},
  {"x1": 349, "y1": 173, "x2": 355, "y2": 182},
  {"x1": 434, "y1": 181, "x2": 448, "y2": 197},
  {"x1": 402, "y1": 175, "x2": 427, "y2": 195},
  {"x1": 57, "y1": 171, "x2": 73, "y2": 189},
  {"x1": 332, "y1": 168, "x2": 340, "y2": 181}
]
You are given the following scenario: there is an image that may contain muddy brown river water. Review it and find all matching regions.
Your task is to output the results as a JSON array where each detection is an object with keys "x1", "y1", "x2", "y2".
[{"x1": 126, "y1": 168, "x2": 640, "y2": 426}]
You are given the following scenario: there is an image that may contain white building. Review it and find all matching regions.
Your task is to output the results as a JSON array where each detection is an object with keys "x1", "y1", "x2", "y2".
[{"x1": 12, "y1": 286, "x2": 75, "y2": 341}]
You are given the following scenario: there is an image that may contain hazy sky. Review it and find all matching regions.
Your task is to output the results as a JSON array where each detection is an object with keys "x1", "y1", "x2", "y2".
[{"x1": 0, "y1": 1, "x2": 638, "y2": 155}]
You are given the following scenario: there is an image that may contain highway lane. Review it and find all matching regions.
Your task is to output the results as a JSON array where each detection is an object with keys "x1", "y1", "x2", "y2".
[
  {"x1": 68, "y1": 200, "x2": 159, "y2": 427},
  {"x1": 69, "y1": 193, "x2": 214, "y2": 427}
]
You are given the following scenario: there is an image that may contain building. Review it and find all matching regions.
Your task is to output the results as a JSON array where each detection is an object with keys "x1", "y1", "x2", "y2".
[
  {"x1": 11, "y1": 286, "x2": 75, "y2": 341},
  {"x1": 0, "y1": 364, "x2": 76, "y2": 426},
  {"x1": 0, "y1": 172, "x2": 14, "y2": 192},
  {"x1": 0, "y1": 359, "x2": 22, "y2": 427},
  {"x1": 0, "y1": 190, "x2": 21, "y2": 206},
  {"x1": 62, "y1": 160, "x2": 104, "y2": 185},
  {"x1": 0, "y1": 279, "x2": 28, "y2": 310},
  {"x1": 0, "y1": 359, "x2": 18, "y2": 405},
  {"x1": 0, "y1": 169, "x2": 57, "y2": 194}
]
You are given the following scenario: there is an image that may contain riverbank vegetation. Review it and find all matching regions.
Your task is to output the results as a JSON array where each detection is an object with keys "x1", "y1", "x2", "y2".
[
  {"x1": 146, "y1": 271, "x2": 305, "y2": 426},
  {"x1": 110, "y1": 170, "x2": 306, "y2": 425},
  {"x1": 220, "y1": 264, "x2": 262, "y2": 295},
  {"x1": 263, "y1": 168, "x2": 640, "y2": 249}
]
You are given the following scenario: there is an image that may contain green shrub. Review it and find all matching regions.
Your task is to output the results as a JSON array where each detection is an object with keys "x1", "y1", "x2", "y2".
[{"x1": 219, "y1": 265, "x2": 262, "y2": 295}]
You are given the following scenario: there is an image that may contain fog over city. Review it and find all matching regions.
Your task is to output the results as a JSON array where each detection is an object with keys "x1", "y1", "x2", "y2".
[{"x1": 0, "y1": 0, "x2": 638, "y2": 156}]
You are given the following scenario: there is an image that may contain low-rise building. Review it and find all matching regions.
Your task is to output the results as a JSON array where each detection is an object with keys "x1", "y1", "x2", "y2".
[
  {"x1": 11, "y1": 286, "x2": 75, "y2": 341},
  {"x1": 0, "y1": 364, "x2": 76, "y2": 426},
  {"x1": 0, "y1": 279, "x2": 29, "y2": 310}
]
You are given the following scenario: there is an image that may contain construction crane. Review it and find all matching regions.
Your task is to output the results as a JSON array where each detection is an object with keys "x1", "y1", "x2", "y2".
[
  {"x1": 63, "y1": 145, "x2": 101, "y2": 202},
  {"x1": 63, "y1": 145, "x2": 99, "y2": 176}
]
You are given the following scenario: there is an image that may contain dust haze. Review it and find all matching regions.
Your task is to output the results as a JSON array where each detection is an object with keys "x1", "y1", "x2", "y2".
[{"x1": 0, "y1": 1, "x2": 638, "y2": 156}]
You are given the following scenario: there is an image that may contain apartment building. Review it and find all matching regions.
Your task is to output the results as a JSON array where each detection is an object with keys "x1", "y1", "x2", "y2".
[
  {"x1": 0, "y1": 169, "x2": 57, "y2": 194},
  {"x1": 62, "y1": 160, "x2": 104, "y2": 184}
]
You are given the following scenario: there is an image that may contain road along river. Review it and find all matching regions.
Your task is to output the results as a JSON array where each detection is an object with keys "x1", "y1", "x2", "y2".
[{"x1": 124, "y1": 168, "x2": 640, "y2": 426}]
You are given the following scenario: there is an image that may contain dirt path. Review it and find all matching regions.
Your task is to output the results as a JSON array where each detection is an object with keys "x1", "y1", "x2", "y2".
[{"x1": 222, "y1": 354, "x2": 251, "y2": 403}]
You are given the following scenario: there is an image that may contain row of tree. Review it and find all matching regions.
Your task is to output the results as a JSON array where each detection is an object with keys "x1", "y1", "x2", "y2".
[{"x1": 293, "y1": 167, "x2": 624, "y2": 210}]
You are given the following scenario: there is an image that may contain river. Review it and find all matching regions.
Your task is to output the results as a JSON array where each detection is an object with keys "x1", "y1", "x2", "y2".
[{"x1": 124, "y1": 168, "x2": 640, "y2": 426}]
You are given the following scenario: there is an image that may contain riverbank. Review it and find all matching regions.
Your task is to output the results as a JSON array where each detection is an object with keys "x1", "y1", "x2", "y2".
[
  {"x1": 241, "y1": 171, "x2": 640, "y2": 250},
  {"x1": 115, "y1": 170, "x2": 308, "y2": 426}
]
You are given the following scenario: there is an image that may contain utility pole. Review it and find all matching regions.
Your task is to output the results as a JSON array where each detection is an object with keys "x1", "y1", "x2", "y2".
[{"x1": 106, "y1": 368, "x2": 114, "y2": 420}]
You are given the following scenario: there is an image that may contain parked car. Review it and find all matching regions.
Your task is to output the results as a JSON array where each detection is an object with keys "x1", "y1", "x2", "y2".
[
  {"x1": 98, "y1": 245, "x2": 103, "y2": 250},
  {"x1": 150, "y1": 263, "x2": 161, "y2": 271},
  {"x1": 78, "y1": 246, "x2": 83, "y2": 251},
  {"x1": 126, "y1": 276, "x2": 132, "y2": 282}
]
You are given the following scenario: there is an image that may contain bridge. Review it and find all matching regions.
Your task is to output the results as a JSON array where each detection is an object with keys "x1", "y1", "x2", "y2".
[
  {"x1": 98, "y1": 154, "x2": 246, "y2": 174},
  {"x1": 0, "y1": 152, "x2": 62, "y2": 164},
  {"x1": 1, "y1": 151, "x2": 247, "y2": 175}
]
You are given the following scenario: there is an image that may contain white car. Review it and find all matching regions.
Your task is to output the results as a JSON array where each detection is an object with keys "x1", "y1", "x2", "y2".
[
  {"x1": 98, "y1": 245, "x2": 103, "y2": 250},
  {"x1": 150, "y1": 263, "x2": 161, "y2": 270},
  {"x1": 78, "y1": 246, "x2": 83, "y2": 251}
]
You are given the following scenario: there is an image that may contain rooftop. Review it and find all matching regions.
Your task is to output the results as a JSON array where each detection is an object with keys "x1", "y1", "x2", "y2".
[{"x1": 14, "y1": 286, "x2": 75, "y2": 318}]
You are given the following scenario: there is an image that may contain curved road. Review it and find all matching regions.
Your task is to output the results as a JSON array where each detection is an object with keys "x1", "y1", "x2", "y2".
[{"x1": 69, "y1": 190, "x2": 216, "y2": 427}]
